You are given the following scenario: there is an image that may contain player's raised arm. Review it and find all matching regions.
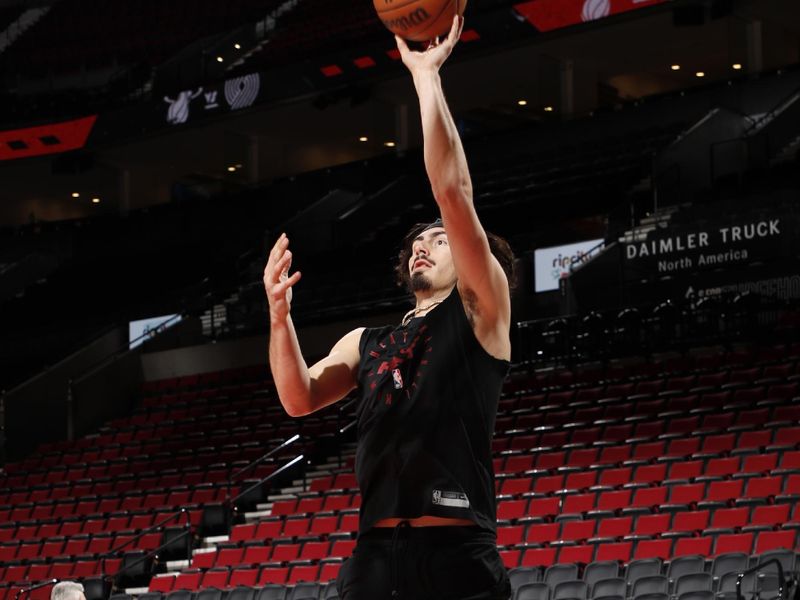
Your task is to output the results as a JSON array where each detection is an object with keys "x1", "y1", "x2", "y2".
[
  {"x1": 396, "y1": 17, "x2": 511, "y2": 349},
  {"x1": 264, "y1": 233, "x2": 362, "y2": 417}
]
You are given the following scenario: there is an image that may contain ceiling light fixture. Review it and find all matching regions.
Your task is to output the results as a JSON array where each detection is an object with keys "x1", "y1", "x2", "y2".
[
  {"x1": 91, "y1": 197, "x2": 100, "y2": 204},
  {"x1": 696, "y1": 71, "x2": 705, "y2": 77},
  {"x1": 234, "y1": 43, "x2": 241, "y2": 50},
  {"x1": 216, "y1": 56, "x2": 223, "y2": 63},
  {"x1": 671, "y1": 64, "x2": 681, "y2": 71},
  {"x1": 384, "y1": 141, "x2": 396, "y2": 148},
  {"x1": 359, "y1": 136, "x2": 368, "y2": 142},
  {"x1": 732, "y1": 63, "x2": 742, "y2": 70},
  {"x1": 544, "y1": 106, "x2": 554, "y2": 112},
  {"x1": 227, "y1": 166, "x2": 236, "y2": 172},
  {"x1": 71, "y1": 192, "x2": 80, "y2": 198},
  {"x1": 517, "y1": 100, "x2": 528, "y2": 106}
]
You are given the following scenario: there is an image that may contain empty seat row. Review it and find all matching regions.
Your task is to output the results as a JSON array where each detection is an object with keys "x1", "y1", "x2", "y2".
[
  {"x1": 498, "y1": 474, "x2": 799, "y2": 507},
  {"x1": 229, "y1": 513, "x2": 360, "y2": 544},
  {"x1": 497, "y1": 476, "x2": 800, "y2": 522},
  {"x1": 498, "y1": 505, "x2": 799, "y2": 547},
  {"x1": 496, "y1": 450, "x2": 800, "y2": 482},
  {"x1": 190, "y1": 540, "x2": 355, "y2": 570},
  {"x1": 492, "y1": 431, "x2": 800, "y2": 471},
  {"x1": 149, "y1": 562, "x2": 342, "y2": 590},
  {"x1": 500, "y1": 531, "x2": 797, "y2": 568}
]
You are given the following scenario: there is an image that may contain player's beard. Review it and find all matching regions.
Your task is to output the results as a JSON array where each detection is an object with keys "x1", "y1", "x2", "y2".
[{"x1": 410, "y1": 271, "x2": 432, "y2": 292}]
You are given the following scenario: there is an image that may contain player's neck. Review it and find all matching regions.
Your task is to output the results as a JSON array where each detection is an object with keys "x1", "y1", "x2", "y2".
[{"x1": 413, "y1": 287, "x2": 452, "y2": 311}]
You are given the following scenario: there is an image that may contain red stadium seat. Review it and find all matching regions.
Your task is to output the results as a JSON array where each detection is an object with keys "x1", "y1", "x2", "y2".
[
  {"x1": 271, "y1": 543, "x2": 301, "y2": 563},
  {"x1": 526, "y1": 523, "x2": 559, "y2": 545},
  {"x1": 500, "y1": 549, "x2": 521, "y2": 568},
  {"x1": 330, "y1": 540, "x2": 356, "y2": 558},
  {"x1": 149, "y1": 575, "x2": 177, "y2": 593},
  {"x1": 634, "y1": 513, "x2": 671, "y2": 537},
  {"x1": 319, "y1": 562, "x2": 342, "y2": 582},
  {"x1": 562, "y1": 493, "x2": 596, "y2": 515},
  {"x1": 561, "y1": 520, "x2": 595, "y2": 543},
  {"x1": 754, "y1": 530, "x2": 796, "y2": 554},
  {"x1": 634, "y1": 539, "x2": 673, "y2": 560},
  {"x1": 228, "y1": 567, "x2": 259, "y2": 587},
  {"x1": 288, "y1": 564, "x2": 320, "y2": 584},
  {"x1": 200, "y1": 568, "x2": 230, "y2": 589},
  {"x1": 242, "y1": 546, "x2": 271, "y2": 565},
  {"x1": 216, "y1": 547, "x2": 244, "y2": 567},
  {"x1": 258, "y1": 567, "x2": 289, "y2": 585},
  {"x1": 674, "y1": 536, "x2": 712, "y2": 557},
  {"x1": 595, "y1": 542, "x2": 632, "y2": 563},
  {"x1": 672, "y1": 510, "x2": 710, "y2": 534},
  {"x1": 497, "y1": 525, "x2": 524, "y2": 547},
  {"x1": 522, "y1": 547, "x2": 557, "y2": 568},
  {"x1": 558, "y1": 545, "x2": 595, "y2": 564},
  {"x1": 714, "y1": 533, "x2": 754, "y2": 555},
  {"x1": 630, "y1": 486, "x2": 668, "y2": 511},
  {"x1": 668, "y1": 461, "x2": 703, "y2": 481}
]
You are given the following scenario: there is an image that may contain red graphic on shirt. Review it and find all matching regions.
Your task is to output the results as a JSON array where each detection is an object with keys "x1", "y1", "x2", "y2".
[{"x1": 365, "y1": 324, "x2": 432, "y2": 407}]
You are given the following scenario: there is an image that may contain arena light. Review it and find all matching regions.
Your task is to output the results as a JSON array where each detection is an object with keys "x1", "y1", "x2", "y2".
[
  {"x1": 670, "y1": 64, "x2": 681, "y2": 71},
  {"x1": 732, "y1": 63, "x2": 742, "y2": 70},
  {"x1": 384, "y1": 141, "x2": 396, "y2": 148},
  {"x1": 517, "y1": 99, "x2": 528, "y2": 106},
  {"x1": 216, "y1": 56, "x2": 224, "y2": 63},
  {"x1": 359, "y1": 136, "x2": 368, "y2": 142},
  {"x1": 544, "y1": 106, "x2": 554, "y2": 112},
  {"x1": 71, "y1": 192, "x2": 80, "y2": 198},
  {"x1": 91, "y1": 197, "x2": 100, "y2": 204},
  {"x1": 227, "y1": 166, "x2": 236, "y2": 172},
  {"x1": 234, "y1": 43, "x2": 241, "y2": 49}
]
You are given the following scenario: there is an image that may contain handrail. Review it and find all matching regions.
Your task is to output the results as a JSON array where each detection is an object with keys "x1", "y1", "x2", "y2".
[
  {"x1": 229, "y1": 433, "x2": 300, "y2": 481},
  {"x1": 107, "y1": 529, "x2": 193, "y2": 582},
  {"x1": 229, "y1": 453, "x2": 305, "y2": 507},
  {"x1": 13, "y1": 579, "x2": 58, "y2": 600},
  {"x1": 746, "y1": 85, "x2": 800, "y2": 134},
  {"x1": 75, "y1": 313, "x2": 185, "y2": 385},
  {"x1": 100, "y1": 508, "x2": 190, "y2": 558},
  {"x1": 736, "y1": 558, "x2": 787, "y2": 600}
]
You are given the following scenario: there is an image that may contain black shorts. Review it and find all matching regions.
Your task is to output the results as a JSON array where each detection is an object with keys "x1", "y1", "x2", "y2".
[{"x1": 336, "y1": 524, "x2": 511, "y2": 600}]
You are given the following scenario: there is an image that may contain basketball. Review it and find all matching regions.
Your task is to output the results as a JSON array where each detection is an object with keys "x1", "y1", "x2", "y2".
[{"x1": 374, "y1": 0, "x2": 467, "y2": 42}]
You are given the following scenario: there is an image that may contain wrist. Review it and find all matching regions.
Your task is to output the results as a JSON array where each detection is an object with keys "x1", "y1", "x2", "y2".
[{"x1": 412, "y1": 69, "x2": 441, "y2": 87}]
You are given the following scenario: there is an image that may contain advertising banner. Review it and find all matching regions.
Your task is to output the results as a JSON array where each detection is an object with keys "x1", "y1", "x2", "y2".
[{"x1": 535, "y1": 238, "x2": 604, "y2": 292}]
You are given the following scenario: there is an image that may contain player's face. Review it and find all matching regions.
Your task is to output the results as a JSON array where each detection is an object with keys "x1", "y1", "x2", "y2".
[{"x1": 407, "y1": 227, "x2": 456, "y2": 293}]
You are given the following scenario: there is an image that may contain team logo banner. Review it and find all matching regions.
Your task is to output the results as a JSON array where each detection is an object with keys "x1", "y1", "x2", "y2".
[
  {"x1": 514, "y1": 0, "x2": 668, "y2": 32},
  {"x1": 163, "y1": 73, "x2": 262, "y2": 126}
]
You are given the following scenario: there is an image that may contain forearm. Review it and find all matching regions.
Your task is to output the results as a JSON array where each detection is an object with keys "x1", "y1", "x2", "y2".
[
  {"x1": 413, "y1": 71, "x2": 473, "y2": 205},
  {"x1": 268, "y1": 316, "x2": 313, "y2": 417}
]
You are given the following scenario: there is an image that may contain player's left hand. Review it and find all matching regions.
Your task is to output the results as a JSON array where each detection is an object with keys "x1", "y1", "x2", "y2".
[{"x1": 395, "y1": 15, "x2": 464, "y2": 75}]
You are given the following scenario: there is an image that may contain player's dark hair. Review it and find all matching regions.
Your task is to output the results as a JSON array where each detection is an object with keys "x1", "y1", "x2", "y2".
[{"x1": 395, "y1": 221, "x2": 516, "y2": 292}]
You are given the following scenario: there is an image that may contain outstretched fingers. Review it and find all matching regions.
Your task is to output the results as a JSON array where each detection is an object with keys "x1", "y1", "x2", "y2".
[{"x1": 270, "y1": 270, "x2": 302, "y2": 302}]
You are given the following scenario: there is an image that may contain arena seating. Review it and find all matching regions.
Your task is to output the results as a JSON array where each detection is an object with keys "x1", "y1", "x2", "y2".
[{"x1": 0, "y1": 342, "x2": 798, "y2": 599}]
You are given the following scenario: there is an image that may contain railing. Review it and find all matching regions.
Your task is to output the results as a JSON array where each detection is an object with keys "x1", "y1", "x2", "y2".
[
  {"x1": 13, "y1": 579, "x2": 58, "y2": 600},
  {"x1": 736, "y1": 558, "x2": 789, "y2": 600},
  {"x1": 515, "y1": 292, "x2": 798, "y2": 368}
]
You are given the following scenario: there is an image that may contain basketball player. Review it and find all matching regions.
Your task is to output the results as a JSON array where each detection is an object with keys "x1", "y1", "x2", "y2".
[{"x1": 264, "y1": 16, "x2": 513, "y2": 600}]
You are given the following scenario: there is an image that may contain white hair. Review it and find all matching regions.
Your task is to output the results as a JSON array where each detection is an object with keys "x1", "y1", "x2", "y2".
[{"x1": 51, "y1": 582, "x2": 85, "y2": 600}]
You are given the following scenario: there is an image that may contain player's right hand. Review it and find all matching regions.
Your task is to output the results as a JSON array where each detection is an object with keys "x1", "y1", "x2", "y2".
[{"x1": 264, "y1": 233, "x2": 302, "y2": 322}]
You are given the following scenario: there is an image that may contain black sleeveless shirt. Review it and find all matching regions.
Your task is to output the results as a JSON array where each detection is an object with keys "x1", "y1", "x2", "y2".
[{"x1": 354, "y1": 287, "x2": 509, "y2": 534}]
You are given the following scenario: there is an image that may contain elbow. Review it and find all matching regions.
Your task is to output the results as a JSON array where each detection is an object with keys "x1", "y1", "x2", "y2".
[{"x1": 279, "y1": 393, "x2": 313, "y2": 418}]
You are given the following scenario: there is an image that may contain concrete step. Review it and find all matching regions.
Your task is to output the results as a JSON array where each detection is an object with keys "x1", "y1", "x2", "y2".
[
  {"x1": 244, "y1": 509, "x2": 271, "y2": 520},
  {"x1": 165, "y1": 559, "x2": 190, "y2": 572},
  {"x1": 125, "y1": 587, "x2": 151, "y2": 595}
]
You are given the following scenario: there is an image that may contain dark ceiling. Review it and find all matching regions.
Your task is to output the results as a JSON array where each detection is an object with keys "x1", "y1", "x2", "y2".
[{"x1": 0, "y1": 0, "x2": 797, "y2": 227}]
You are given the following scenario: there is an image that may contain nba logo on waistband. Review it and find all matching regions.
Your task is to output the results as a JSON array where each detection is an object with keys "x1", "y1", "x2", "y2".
[{"x1": 392, "y1": 368, "x2": 403, "y2": 389}]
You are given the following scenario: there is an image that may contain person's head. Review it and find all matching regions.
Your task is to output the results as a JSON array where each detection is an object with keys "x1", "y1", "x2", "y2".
[
  {"x1": 51, "y1": 582, "x2": 85, "y2": 600},
  {"x1": 395, "y1": 220, "x2": 515, "y2": 296}
]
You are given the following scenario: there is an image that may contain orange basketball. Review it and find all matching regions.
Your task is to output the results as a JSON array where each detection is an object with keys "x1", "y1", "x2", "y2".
[{"x1": 374, "y1": 0, "x2": 467, "y2": 42}]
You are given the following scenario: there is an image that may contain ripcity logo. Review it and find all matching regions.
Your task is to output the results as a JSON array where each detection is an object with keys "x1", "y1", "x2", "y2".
[{"x1": 225, "y1": 74, "x2": 260, "y2": 111}]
